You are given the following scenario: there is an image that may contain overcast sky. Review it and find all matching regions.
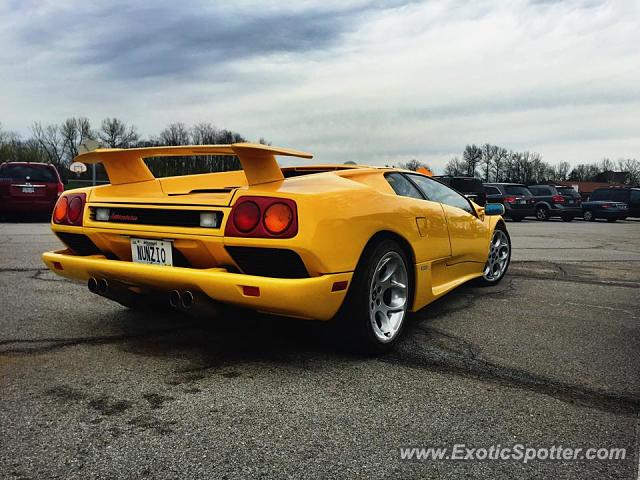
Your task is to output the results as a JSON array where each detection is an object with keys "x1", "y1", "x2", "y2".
[{"x1": 1, "y1": 0, "x2": 638, "y2": 171}]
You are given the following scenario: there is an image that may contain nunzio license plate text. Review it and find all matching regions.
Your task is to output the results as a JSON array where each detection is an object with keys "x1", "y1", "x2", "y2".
[{"x1": 131, "y1": 238, "x2": 173, "y2": 266}]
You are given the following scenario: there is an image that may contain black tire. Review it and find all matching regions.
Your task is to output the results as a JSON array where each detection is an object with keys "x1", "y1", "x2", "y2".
[
  {"x1": 535, "y1": 206, "x2": 550, "y2": 221},
  {"x1": 510, "y1": 216, "x2": 523, "y2": 222},
  {"x1": 336, "y1": 238, "x2": 411, "y2": 355},
  {"x1": 583, "y1": 210, "x2": 595, "y2": 222},
  {"x1": 561, "y1": 215, "x2": 573, "y2": 222},
  {"x1": 475, "y1": 223, "x2": 511, "y2": 287}
]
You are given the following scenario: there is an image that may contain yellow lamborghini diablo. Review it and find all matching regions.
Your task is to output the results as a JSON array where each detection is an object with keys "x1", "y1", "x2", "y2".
[{"x1": 42, "y1": 143, "x2": 509, "y2": 353}]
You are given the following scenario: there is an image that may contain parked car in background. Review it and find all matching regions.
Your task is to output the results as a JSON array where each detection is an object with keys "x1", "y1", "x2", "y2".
[
  {"x1": 588, "y1": 187, "x2": 640, "y2": 218},
  {"x1": 527, "y1": 184, "x2": 582, "y2": 221},
  {"x1": 0, "y1": 162, "x2": 64, "y2": 218},
  {"x1": 581, "y1": 200, "x2": 628, "y2": 222},
  {"x1": 432, "y1": 176, "x2": 486, "y2": 205},
  {"x1": 483, "y1": 183, "x2": 535, "y2": 221}
]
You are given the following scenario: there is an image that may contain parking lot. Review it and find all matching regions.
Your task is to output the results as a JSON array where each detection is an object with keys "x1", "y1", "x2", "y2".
[{"x1": 1, "y1": 219, "x2": 638, "y2": 479}]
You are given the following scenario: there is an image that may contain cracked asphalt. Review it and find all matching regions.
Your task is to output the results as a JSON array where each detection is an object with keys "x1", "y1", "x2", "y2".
[{"x1": 1, "y1": 219, "x2": 639, "y2": 479}]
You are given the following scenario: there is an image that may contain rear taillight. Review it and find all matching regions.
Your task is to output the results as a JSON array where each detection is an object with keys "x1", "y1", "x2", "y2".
[
  {"x1": 552, "y1": 194, "x2": 565, "y2": 203},
  {"x1": 504, "y1": 196, "x2": 516, "y2": 203},
  {"x1": 601, "y1": 203, "x2": 612, "y2": 209},
  {"x1": 52, "y1": 193, "x2": 86, "y2": 226},
  {"x1": 226, "y1": 196, "x2": 298, "y2": 238}
]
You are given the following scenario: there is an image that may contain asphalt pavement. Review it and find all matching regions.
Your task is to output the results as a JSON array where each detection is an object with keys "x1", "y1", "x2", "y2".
[{"x1": 1, "y1": 218, "x2": 638, "y2": 479}]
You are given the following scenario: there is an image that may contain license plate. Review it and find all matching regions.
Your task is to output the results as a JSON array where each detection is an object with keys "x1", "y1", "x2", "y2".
[
  {"x1": 517, "y1": 199, "x2": 526, "y2": 204},
  {"x1": 131, "y1": 238, "x2": 173, "y2": 266},
  {"x1": 567, "y1": 199, "x2": 574, "y2": 204},
  {"x1": 22, "y1": 186, "x2": 34, "y2": 193}
]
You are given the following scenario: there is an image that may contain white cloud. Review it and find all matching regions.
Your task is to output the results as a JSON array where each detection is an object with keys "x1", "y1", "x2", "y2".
[{"x1": 0, "y1": 0, "x2": 638, "y2": 172}]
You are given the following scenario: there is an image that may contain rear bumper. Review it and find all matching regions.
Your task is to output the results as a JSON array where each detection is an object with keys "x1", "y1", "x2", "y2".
[
  {"x1": 42, "y1": 250, "x2": 352, "y2": 321},
  {"x1": 0, "y1": 200, "x2": 56, "y2": 214},
  {"x1": 504, "y1": 206, "x2": 535, "y2": 218},
  {"x1": 594, "y1": 210, "x2": 627, "y2": 219}
]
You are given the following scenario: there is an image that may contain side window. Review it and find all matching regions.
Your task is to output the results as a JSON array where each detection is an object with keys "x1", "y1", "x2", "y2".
[
  {"x1": 385, "y1": 173, "x2": 424, "y2": 200},
  {"x1": 528, "y1": 186, "x2": 539, "y2": 195},
  {"x1": 408, "y1": 174, "x2": 474, "y2": 214},
  {"x1": 630, "y1": 190, "x2": 640, "y2": 204}
]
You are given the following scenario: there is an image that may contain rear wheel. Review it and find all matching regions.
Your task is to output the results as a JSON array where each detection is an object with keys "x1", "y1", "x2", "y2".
[
  {"x1": 476, "y1": 224, "x2": 511, "y2": 286},
  {"x1": 583, "y1": 210, "x2": 595, "y2": 222},
  {"x1": 536, "y1": 206, "x2": 550, "y2": 221},
  {"x1": 338, "y1": 239, "x2": 411, "y2": 354}
]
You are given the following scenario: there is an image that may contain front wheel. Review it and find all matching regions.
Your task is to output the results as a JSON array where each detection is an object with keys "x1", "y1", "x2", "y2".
[
  {"x1": 476, "y1": 225, "x2": 511, "y2": 286},
  {"x1": 583, "y1": 210, "x2": 595, "y2": 222},
  {"x1": 338, "y1": 239, "x2": 411, "y2": 354}
]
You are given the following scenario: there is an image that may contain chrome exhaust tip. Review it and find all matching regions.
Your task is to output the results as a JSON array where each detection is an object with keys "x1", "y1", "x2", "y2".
[
  {"x1": 169, "y1": 290, "x2": 181, "y2": 308},
  {"x1": 97, "y1": 278, "x2": 109, "y2": 294},
  {"x1": 181, "y1": 291, "x2": 194, "y2": 309},
  {"x1": 87, "y1": 277, "x2": 99, "y2": 293}
]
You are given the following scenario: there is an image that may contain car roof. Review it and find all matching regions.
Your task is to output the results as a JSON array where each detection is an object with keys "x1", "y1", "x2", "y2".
[
  {"x1": 0, "y1": 161, "x2": 55, "y2": 167},
  {"x1": 484, "y1": 182, "x2": 527, "y2": 186}
]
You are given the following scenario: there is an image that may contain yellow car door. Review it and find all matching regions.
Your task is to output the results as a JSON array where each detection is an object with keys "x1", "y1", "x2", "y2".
[{"x1": 406, "y1": 174, "x2": 489, "y2": 264}]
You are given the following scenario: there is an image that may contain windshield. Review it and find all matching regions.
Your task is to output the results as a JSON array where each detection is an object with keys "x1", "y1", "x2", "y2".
[{"x1": 0, "y1": 164, "x2": 57, "y2": 182}]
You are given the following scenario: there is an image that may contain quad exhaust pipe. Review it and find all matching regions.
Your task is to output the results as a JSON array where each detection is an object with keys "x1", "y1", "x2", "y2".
[
  {"x1": 87, "y1": 277, "x2": 141, "y2": 308},
  {"x1": 168, "y1": 289, "x2": 219, "y2": 318}
]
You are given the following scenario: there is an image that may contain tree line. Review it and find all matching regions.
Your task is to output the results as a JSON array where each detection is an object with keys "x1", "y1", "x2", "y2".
[
  {"x1": 0, "y1": 118, "x2": 268, "y2": 180},
  {"x1": 443, "y1": 144, "x2": 640, "y2": 186}
]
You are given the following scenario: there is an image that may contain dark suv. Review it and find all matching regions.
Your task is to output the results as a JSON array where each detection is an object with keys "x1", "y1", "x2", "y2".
[
  {"x1": 483, "y1": 183, "x2": 535, "y2": 221},
  {"x1": 527, "y1": 184, "x2": 582, "y2": 221},
  {"x1": 432, "y1": 176, "x2": 486, "y2": 205},
  {"x1": 588, "y1": 187, "x2": 640, "y2": 218},
  {"x1": 0, "y1": 162, "x2": 64, "y2": 217}
]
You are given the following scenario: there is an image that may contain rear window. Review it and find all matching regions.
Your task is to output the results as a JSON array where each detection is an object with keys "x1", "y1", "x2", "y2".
[
  {"x1": 0, "y1": 164, "x2": 57, "y2": 182},
  {"x1": 556, "y1": 186, "x2": 578, "y2": 196},
  {"x1": 484, "y1": 186, "x2": 501, "y2": 195},
  {"x1": 504, "y1": 185, "x2": 531, "y2": 196},
  {"x1": 590, "y1": 189, "x2": 628, "y2": 202},
  {"x1": 449, "y1": 178, "x2": 484, "y2": 194}
]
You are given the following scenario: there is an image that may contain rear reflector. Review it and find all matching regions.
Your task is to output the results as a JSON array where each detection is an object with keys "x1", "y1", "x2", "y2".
[
  {"x1": 242, "y1": 286, "x2": 260, "y2": 297},
  {"x1": 52, "y1": 261, "x2": 63, "y2": 270},
  {"x1": 331, "y1": 281, "x2": 349, "y2": 292}
]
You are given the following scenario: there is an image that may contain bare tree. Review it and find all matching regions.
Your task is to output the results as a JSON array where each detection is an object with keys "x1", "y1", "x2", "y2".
[
  {"x1": 444, "y1": 156, "x2": 466, "y2": 176},
  {"x1": 99, "y1": 118, "x2": 138, "y2": 148},
  {"x1": 462, "y1": 144, "x2": 482, "y2": 177},
  {"x1": 61, "y1": 117, "x2": 93, "y2": 160},
  {"x1": 32, "y1": 122, "x2": 67, "y2": 167},
  {"x1": 398, "y1": 159, "x2": 431, "y2": 172}
]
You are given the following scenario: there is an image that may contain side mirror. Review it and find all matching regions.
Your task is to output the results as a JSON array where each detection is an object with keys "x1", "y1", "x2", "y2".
[{"x1": 484, "y1": 203, "x2": 505, "y2": 216}]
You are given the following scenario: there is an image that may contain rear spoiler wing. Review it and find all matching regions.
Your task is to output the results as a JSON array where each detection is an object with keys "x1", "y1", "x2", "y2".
[{"x1": 75, "y1": 143, "x2": 313, "y2": 186}]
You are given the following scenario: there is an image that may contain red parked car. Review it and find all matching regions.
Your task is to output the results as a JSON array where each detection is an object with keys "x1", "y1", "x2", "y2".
[{"x1": 0, "y1": 162, "x2": 65, "y2": 217}]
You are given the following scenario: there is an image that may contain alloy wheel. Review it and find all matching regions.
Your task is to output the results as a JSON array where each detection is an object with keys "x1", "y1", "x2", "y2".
[
  {"x1": 483, "y1": 229, "x2": 510, "y2": 282},
  {"x1": 368, "y1": 251, "x2": 408, "y2": 343}
]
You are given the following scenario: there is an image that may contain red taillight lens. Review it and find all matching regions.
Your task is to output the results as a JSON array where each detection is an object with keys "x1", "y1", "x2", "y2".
[
  {"x1": 233, "y1": 201, "x2": 261, "y2": 232},
  {"x1": 601, "y1": 203, "x2": 611, "y2": 209},
  {"x1": 264, "y1": 202, "x2": 293, "y2": 234},
  {"x1": 226, "y1": 197, "x2": 298, "y2": 238},
  {"x1": 52, "y1": 193, "x2": 85, "y2": 226},
  {"x1": 504, "y1": 196, "x2": 516, "y2": 203},
  {"x1": 67, "y1": 196, "x2": 83, "y2": 223},
  {"x1": 53, "y1": 196, "x2": 68, "y2": 223},
  {"x1": 552, "y1": 194, "x2": 565, "y2": 203}
]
